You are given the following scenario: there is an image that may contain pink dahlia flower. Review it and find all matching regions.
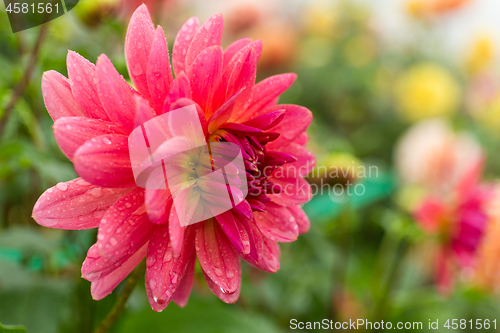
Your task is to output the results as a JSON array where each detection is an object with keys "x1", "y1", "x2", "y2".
[
  {"x1": 414, "y1": 161, "x2": 494, "y2": 294},
  {"x1": 32, "y1": 4, "x2": 315, "y2": 311}
]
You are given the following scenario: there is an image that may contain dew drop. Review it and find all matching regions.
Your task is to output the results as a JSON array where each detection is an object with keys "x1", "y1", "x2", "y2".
[
  {"x1": 102, "y1": 137, "x2": 112, "y2": 145},
  {"x1": 56, "y1": 182, "x2": 68, "y2": 191},
  {"x1": 110, "y1": 237, "x2": 117, "y2": 245},
  {"x1": 150, "y1": 279, "x2": 157, "y2": 289},
  {"x1": 163, "y1": 249, "x2": 172, "y2": 262},
  {"x1": 214, "y1": 267, "x2": 223, "y2": 277}
]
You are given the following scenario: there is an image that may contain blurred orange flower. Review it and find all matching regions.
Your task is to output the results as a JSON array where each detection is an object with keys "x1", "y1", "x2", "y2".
[{"x1": 407, "y1": 0, "x2": 471, "y2": 17}]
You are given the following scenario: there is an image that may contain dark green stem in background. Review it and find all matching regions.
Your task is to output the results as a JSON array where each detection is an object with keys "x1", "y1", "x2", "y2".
[
  {"x1": 371, "y1": 237, "x2": 410, "y2": 327},
  {"x1": 92, "y1": 263, "x2": 144, "y2": 333},
  {"x1": 0, "y1": 23, "x2": 48, "y2": 134}
]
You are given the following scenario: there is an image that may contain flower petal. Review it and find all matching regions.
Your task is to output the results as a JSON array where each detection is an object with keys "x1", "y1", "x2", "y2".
[
  {"x1": 96, "y1": 54, "x2": 138, "y2": 133},
  {"x1": 187, "y1": 45, "x2": 223, "y2": 116},
  {"x1": 238, "y1": 73, "x2": 297, "y2": 122},
  {"x1": 125, "y1": 4, "x2": 155, "y2": 101},
  {"x1": 42, "y1": 71, "x2": 87, "y2": 120},
  {"x1": 268, "y1": 177, "x2": 313, "y2": 206},
  {"x1": 145, "y1": 188, "x2": 171, "y2": 224},
  {"x1": 202, "y1": 270, "x2": 240, "y2": 304},
  {"x1": 67, "y1": 51, "x2": 109, "y2": 120},
  {"x1": 145, "y1": 224, "x2": 196, "y2": 309},
  {"x1": 172, "y1": 17, "x2": 200, "y2": 76},
  {"x1": 169, "y1": 207, "x2": 185, "y2": 258},
  {"x1": 185, "y1": 14, "x2": 223, "y2": 71},
  {"x1": 195, "y1": 219, "x2": 241, "y2": 293},
  {"x1": 214, "y1": 210, "x2": 250, "y2": 255},
  {"x1": 32, "y1": 178, "x2": 128, "y2": 229},
  {"x1": 223, "y1": 37, "x2": 252, "y2": 68},
  {"x1": 73, "y1": 134, "x2": 136, "y2": 188},
  {"x1": 97, "y1": 188, "x2": 152, "y2": 259},
  {"x1": 266, "y1": 105, "x2": 313, "y2": 149},
  {"x1": 273, "y1": 143, "x2": 316, "y2": 178},
  {"x1": 163, "y1": 72, "x2": 192, "y2": 113},
  {"x1": 240, "y1": 219, "x2": 281, "y2": 273},
  {"x1": 53, "y1": 117, "x2": 122, "y2": 160},
  {"x1": 171, "y1": 250, "x2": 195, "y2": 307},
  {"x1": 147, "y1": 26, "x2": 173, "y2": 111},
  {"x1": 254, "y1": 202, "x2": 298, "y2": 242},
  {"x1": 89, "y1": 243, "x2": 147, "y2": 300},
  {"x1": 287, "y1": 205, "x2": 310, "y2": 234}
]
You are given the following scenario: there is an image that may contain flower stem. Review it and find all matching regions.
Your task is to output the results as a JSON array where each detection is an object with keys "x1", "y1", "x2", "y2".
[
  {"x1": 0, "y1": 23, "x2": 48, "y2": 134},
  {"x1": 92, "y1": 263, "x2": 144, "y2": 333}
]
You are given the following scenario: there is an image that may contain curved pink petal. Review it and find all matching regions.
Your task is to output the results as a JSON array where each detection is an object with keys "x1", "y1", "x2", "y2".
[
  {"x1": 239, "y1": 220, "x2": 280, "y2": 273},
  {"x1": 287, "y1": 205, "x2": 310, "y2": 234},
  {"x1": 163, "y1": 72, "x2": 192, "y2": 112},
  {"x1": 147, "y1": 26, "x2": 173, "y2": 111},
  {"x1": 125, "y1": 4, "x2": 155, "y2": 101},
  {"x1": 67, "y1": 51, "x2": 109, "y2": 120},
  {"x1": 145, "y1": 224, "x2": 196, "y2": 309},
  {"x1": 90, "y1": 243, "x2": 147, "y2": 300},
  {"x1": 254, "y1": 202, "x2": 298, "y2": 242},
  {"x1": 73, "y1": 134, "x2": 136, "y2": 188},
  {"x1": 223, "y1": 37, "x2": 252, "y2": 68},
  {"x1": 169, "y1": 207, "x2": 185, "y2": 258},
  {"x1": 268, "y1": 177, "x2": 313, "y2": 206},
  {"x1": 82, "y1": 241, "x2": 148, "y2": 282},
  {"x1": 226, "y1": 42, "x2": 259, "y2": 99},
  {"x1": 185, "y1": 14, "x2": 223, "y2": 72},
  {"x1": 294, "y1": 132, "x2": 309, "y2": 146},
  {"x1": 96, "y1": 54, "x2": 138, "y2": 133},
  {"x1": 208, "y1": 89, "x2": 243, "y2": 133},
  {"x1": 273, "y1": 143, "x2": 316, "y2": 178},
  {"x1": 97, "y1": 188, "x2": 152, "y2": 259},
  {"x1": 145, "y1": 188, "x2": 171, "y2": 224},
  {"x1": 202, "y1": 270, "x2": 240, "y2": 304},
  {"x1": 214, "y1": 41, "x2": 260, "y2": 113},
  {"x1": 172, "y1": 17, "x2": 200, "y2": 76},
  {"x1": 237, "y1": 73, "x2": 297, "y2": 122},
  {"x1": 32, "y1": 178, "x2": 128, "y2": 230},
  {"x1": 214, "y1": 210, "x2": 250, "y2": 255},
  {"x1": 187, "y1": 45, "x2": 223, "y2": 116},
  {"x1": 172, "y1": 250, "x2": 195, "y2": 307},
  {"x1": 53, "y1": 117, "x2": 122, "y2": 160},
  {"x1": 134, "y1": 94, "x2": 156, "y2": 128},
  {"x1": 195, "y1": 219, "x2": 241, "y2": 293},
  {"x1": 266, "y1": 105, "x2": 313, "y2": 149},
  {"x1": 42, "y1": 71, "x2": 87, "y2": 120}
]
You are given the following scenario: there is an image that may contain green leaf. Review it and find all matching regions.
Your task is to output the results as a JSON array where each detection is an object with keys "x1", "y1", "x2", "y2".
[
  {"x1": 0, "y1": 323, "x2": 27, "y2": 333},
  {"x1": 115, "y1": 294, "x2": 283, "y2": 333}
]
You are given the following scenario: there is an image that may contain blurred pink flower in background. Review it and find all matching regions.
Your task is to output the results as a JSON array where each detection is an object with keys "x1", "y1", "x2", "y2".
[
  {"x1": 32, "y1": 4, "x2": 315, "y2": 311},
  {"x1": 395, "y1": 119, "x2": 483, "y2": 196},
  {"x1": 396, "y1": 118, "x2": 495, "y2": 294}
]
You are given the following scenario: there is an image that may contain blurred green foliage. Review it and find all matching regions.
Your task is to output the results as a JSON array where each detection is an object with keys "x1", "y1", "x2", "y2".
[{"x1": 1, "y1": 0, "x2": 500, "y2": 332}]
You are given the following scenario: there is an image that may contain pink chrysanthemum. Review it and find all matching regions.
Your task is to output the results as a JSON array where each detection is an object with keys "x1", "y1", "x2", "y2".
[{"x1": 32, "y1": 5, "x2": 315, "y2": 311}]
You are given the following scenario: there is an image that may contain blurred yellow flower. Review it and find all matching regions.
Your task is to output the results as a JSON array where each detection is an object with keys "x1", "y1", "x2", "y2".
[
  {"x1": 303, "y1": 5, "x2": 337, "y2": 38},
  {"x1": 466, "y1": 34, "x2": 495, "y2": 75},
  {"x1": 395, "y1": 63, "x2": 460, "y2": 121},
  {"x1": 477, "y1": 93, "x2": 500, "y2": 135}
]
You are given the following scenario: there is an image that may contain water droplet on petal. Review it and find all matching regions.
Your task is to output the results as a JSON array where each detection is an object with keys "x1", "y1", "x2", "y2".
[
  {"x1": 103, "y1": 137, "x2": 112, "y2": 145},
  {"x1": 56, "y1": 182, "x2": 68, "y2": 191},
  {"x1": 110, "y1": 237, "x2": 117, "y2": 245}
]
